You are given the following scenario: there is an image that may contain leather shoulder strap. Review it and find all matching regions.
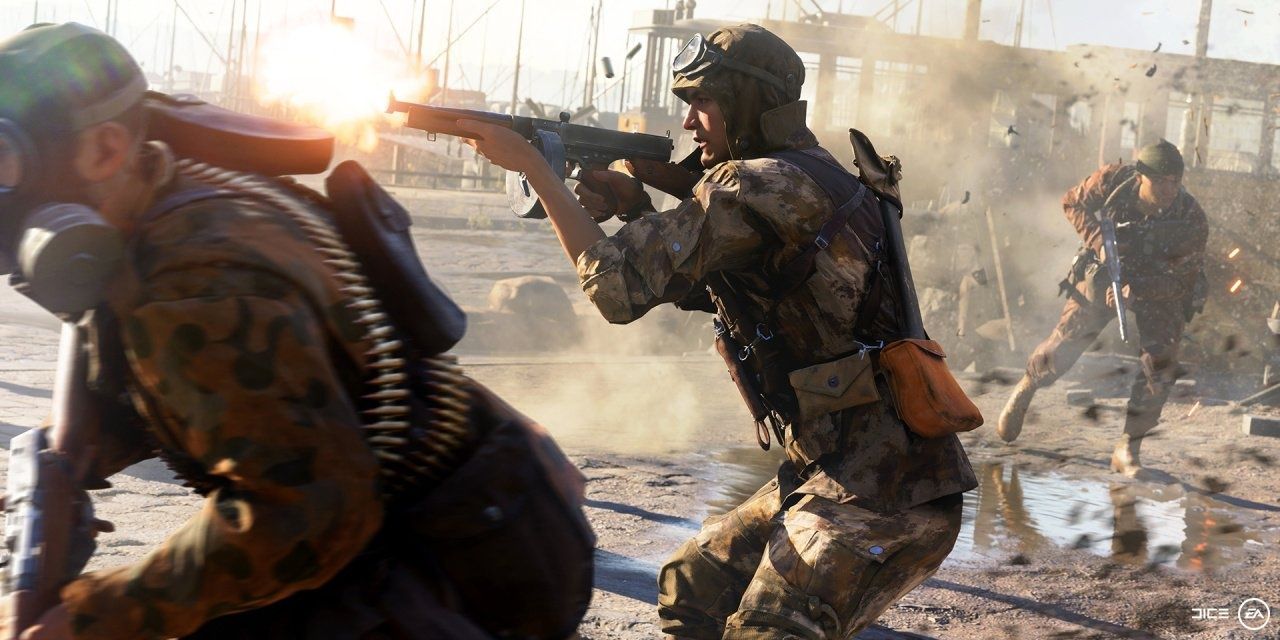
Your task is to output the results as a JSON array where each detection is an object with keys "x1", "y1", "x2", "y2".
[{"x1": 765, "y1": 150, "x2": 868, "y2": 299}]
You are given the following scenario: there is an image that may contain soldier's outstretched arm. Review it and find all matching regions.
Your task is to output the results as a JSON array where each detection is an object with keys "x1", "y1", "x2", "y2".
[{"x1": 458, "y1": 119, "x2": 768, "y2": 324}]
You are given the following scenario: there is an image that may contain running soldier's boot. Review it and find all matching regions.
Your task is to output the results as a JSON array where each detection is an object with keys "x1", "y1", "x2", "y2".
[
  {"x1": 996, "y1": 375, "x2": 1037, "y2": 443},
  {"x1": 1110, "y1": 437, "x2": 1143, "y2": 477}
]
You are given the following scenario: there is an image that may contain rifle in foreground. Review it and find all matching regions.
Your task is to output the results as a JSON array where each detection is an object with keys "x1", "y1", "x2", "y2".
[
  {"x1": 3, "y1": 322, "x2": 100, "y2": 638},
  {"x1": 387, "y1": 97, "x2": 674, "y2": 219},
  {"x1": 1098, "y1": 215, "x2": 1129, "y2": 342}
]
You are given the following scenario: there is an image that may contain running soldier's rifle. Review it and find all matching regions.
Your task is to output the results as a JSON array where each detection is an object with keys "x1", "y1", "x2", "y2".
[
  {"x1": 387, "y1": 96, "x2": 674, "y2": 219},
  {"x1": 3, "y1": 321, "x2": 101, "y2": 639},
  {"x1": 1098, "y1": 214, "x2": 1129, "y2": 342}
]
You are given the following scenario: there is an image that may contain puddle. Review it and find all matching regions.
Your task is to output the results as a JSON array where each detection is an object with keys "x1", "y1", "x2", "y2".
[{"x1": 702, "y1": 448, "x2": 1271, "y2": 571}]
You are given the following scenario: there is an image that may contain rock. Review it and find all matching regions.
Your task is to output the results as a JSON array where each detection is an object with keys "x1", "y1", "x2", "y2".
[
  {"x1": 487, "y1": 275, "x2": 576, "y2": 325},
  {"x1": 1172, "y1": 379, "x2": 1197, "y2": 398},
  {"x1": 1242, "y1": 415, "x2": 1280, "y2": 438},
  {"x1": 1066, "y1": 390, "x2": 1095, "y2": 407}
]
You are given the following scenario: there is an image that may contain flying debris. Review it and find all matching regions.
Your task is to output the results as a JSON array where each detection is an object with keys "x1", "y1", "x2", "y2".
[
  {"x1": 1006, "y1": 125, "x2": 1019, "y2": 137},
  {"x1": 1145, "y1": 64, "x2": 1158, "y2": 77},
  {"x1": 1153, "y1": 42, "x2": 1162, "y2": 52}
]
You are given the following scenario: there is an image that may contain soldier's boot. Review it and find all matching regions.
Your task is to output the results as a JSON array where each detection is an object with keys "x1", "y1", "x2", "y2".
[
  {"x1": 1110, "y1": 437, "x2": 1143, "y2": 478},
  {"x1": 996, "y1": 375, "x2": 1038, "y2": 443}
]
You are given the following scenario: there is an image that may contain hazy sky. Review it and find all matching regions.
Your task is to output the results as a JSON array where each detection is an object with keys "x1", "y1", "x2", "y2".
[{"x1": 1, "y1": 0, "x2": 1276, "y2": 107}]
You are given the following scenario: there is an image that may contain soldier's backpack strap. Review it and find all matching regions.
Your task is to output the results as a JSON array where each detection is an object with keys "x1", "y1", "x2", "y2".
[
  {"x1": 766, "y1": 149, "x2": 885, "y2": 339},
  {"x1": 765, "y1": 149, "x2": 867, "y2": 300}
]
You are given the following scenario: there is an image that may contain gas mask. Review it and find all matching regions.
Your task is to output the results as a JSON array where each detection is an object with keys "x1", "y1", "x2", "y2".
[{"x1": 0, "y1": 118, "x2": 123, "y2": 317}]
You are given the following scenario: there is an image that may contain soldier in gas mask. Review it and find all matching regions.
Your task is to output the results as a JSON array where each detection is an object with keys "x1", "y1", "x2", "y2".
[{"x1": 0, "y1": 23, "x2": 592, "y2": 640}]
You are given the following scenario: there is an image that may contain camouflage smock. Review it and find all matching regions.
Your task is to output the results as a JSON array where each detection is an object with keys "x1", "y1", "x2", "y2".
[
  {"x1": 58, "y1": 180, "x2": 386, "y2": 640},
  {"x1": 576, "y1": 134, "x2": 977, "y2": 512},
  {"x1": 1063, "y1": 163, "x2": 1208, "y2": 302}
]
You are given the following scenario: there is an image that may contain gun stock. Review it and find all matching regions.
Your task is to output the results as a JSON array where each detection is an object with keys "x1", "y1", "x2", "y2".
[{"x1": 4, "y1": 322, "x2": 100, "y2": 637}]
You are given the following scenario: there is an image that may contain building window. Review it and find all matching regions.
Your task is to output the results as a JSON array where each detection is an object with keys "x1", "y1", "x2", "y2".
[
  {"x1": 989, "y1": 90, "x2": 1017, "y2": 148},
  {"x1": 830, "y1": 56, "x2": 861, "y2": 126},
  {"x1": 1120, "y1": 102, "x2": 1142, "y2": 150},
  {"x1": 872, "y1": 60, "x2": 928, "y2": 139},
  {"x1": 1206, "y1": 97, "x2": 1264, "y2": 173},
  {"x1": 1273, "y1": 127, "x2": 1280, "y2": 174},
  {"x1": 799, "y1": 52, "x2": 820, "y2": 127},
  {"x1": 1166, "y1": 92, "x2": 1193, "y2": 152},
  {"x1": 1066, "y1": 99, "x2": 1091, "y2": 136}
]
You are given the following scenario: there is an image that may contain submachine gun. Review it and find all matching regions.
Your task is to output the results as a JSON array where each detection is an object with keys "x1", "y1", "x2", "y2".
[{"x1": 387, "y1": 97, "x2": 674, "y2": 219}]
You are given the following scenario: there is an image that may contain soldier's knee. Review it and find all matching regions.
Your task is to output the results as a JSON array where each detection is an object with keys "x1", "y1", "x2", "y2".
[
  {"x1": 725, "y1": 571, "x2": 838, "y2": 640},
  {"x1": 657, "y1": 539, "x2": 745, "y2": 638}
]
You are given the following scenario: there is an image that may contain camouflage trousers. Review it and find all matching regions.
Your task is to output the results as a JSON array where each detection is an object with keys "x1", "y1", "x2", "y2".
[
  {"x1": 657, "y1": 476, "x2": 963, "y2": 639},
  {"x1": 1025, "y1": 293, "x2": 1185, "y2": 439}
]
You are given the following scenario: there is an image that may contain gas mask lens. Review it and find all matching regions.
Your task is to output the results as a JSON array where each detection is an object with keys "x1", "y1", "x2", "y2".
[{"x1": 0, "y1": 129, "x2": 24, "y2": 192}]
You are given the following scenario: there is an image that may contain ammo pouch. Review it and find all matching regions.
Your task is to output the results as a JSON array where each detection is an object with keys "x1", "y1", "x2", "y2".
[
  {"x1": 787, "y1": 350, "x2": 880, "y2": 424},
  {"x1": 877, "y1": 339, "x2": 983, "y2": 438},
  {"x1": 395, "y1": 385, "x2": 594, "y2": 639},
  {"x1": 1060, "y1": 246, "x2": 1104, "y2": 305}
]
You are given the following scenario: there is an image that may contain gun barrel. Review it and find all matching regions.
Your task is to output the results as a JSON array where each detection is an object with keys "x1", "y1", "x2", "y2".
[
  {"x1": 388, "y1": 99, "x2": 515, "y2": 139},
  {"x1": 1111, "y1": 282, "x2": 1129, "y2": 342},
  {"x1": 388, "y1": 97, "x2": 672, "y2": 165}
]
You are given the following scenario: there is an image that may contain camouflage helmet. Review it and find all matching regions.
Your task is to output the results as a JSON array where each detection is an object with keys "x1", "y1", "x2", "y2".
[
  {"x1": 0, "y1": 23, "x2": 147, "y2": 137},
  {"x1": 671, "y1": 24, "x2": 807, "y2": 158},
  {"x1": 0, "y1": 23, "x2": 145, "y2": 263},
  {"x1": 1135, "y1": 139, "x2": 1184, "y2": 177}
]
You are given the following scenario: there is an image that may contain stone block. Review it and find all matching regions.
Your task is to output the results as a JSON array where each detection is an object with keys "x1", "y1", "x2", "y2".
[
  {"x1": 1241, "y1": 415, "x2": 1280, "y2": 438},
  {"x1": 1066, "y1": 390, "x2": 1095, "y2": 407}
]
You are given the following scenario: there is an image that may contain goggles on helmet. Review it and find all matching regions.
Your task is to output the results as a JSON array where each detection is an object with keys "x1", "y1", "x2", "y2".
[{"x1": 671, "y1": 33, "x2": 791, "y2": 94}]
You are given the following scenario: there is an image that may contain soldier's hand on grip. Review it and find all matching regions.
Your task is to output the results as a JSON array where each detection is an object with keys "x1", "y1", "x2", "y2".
[
  {"x1": 627, "y1": 158, "x2": 703, "y2": 199},
  {"x1": 1105, "y1": 284, "x2": 1131, "y2": 309},
  {"x1": 575, "y1": 169, "x2": 650, "y2": 223}
]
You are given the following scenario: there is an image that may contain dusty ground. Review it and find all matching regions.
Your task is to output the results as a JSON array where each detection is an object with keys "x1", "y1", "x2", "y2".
[{"x1": 1, "y1": 189, "x2": 1278, "y2": 639}]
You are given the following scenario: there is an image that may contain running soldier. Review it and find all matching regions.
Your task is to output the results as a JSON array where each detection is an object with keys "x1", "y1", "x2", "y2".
[{"x1": 997, "y1": 140, "x2": 1208, "y2": 477}]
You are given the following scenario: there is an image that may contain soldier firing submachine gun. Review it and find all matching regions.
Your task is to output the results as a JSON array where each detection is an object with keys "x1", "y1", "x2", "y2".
[{"x1": 387, "y1": 96, "x2": 674, "y2": 219}]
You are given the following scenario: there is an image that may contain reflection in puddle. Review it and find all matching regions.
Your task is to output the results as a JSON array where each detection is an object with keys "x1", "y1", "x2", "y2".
[
  {"x1": 957, "y1": 461, "x2": 1265, "y2": 570},
  {"x1": 702, "y1": 449, "x2": 1268, "y2": 571},
  {"x1": 704, "y1": 446, "x2": 787, "y2": 515}
]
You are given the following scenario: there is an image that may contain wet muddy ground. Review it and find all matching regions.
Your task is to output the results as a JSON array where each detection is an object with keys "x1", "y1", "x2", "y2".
[{"x1": 1, "y1": 191, "x2": 1278, "y2": 639}]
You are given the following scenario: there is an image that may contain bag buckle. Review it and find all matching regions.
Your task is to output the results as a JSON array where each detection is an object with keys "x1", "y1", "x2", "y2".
[
  {"x1": 814, "y1": 235, "x2": 830, "y2": 250},
  {"x1": 853, "y1": 339, "x2": 885, "y2": 359},
  {"x1": 755, "y1": 323, "x2": 774, "y2": 341},
  {"x1": 738, "y1": 345, "x2": 753, "y2": 361},
  {"x1": 713, "y1": 316, "x2": 727, "y2": 337}
]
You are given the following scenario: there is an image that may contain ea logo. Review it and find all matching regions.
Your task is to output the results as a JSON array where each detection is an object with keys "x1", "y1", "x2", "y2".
[{"x1": 1238, "y1": 598, "x2": 1271, "y2": 631}]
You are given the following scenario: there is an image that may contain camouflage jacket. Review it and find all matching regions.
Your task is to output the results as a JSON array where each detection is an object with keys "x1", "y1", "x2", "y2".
[
  {"x1": 1062, "y1": 163, "x2": 1208, "y2": 302},
  {"x1": 576, "y1": 134, "x2": 976, "y2": 512},
  {"x1": 59, "y1": 179, "x2": 385, "y2": 639}
]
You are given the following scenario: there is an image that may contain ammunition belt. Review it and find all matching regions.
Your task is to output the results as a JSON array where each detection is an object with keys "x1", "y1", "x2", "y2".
[{"x1": 164, "y1": 160, "x2": 475, "y2": 499}]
